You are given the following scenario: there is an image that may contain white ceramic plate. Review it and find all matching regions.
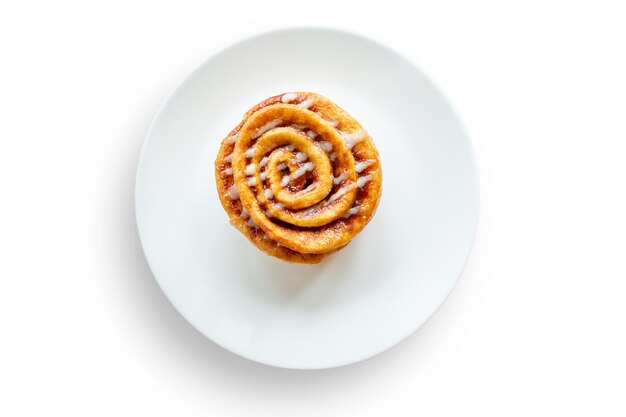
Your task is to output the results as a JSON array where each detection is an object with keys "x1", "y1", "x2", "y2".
[{"x1": 136, "y1": 28, "x2": 478, "y2": 369}]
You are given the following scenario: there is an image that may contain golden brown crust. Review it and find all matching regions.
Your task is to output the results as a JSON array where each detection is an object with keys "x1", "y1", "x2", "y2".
[{"x1": 214, "y1": 92, "x2": 382, "y2": 264}]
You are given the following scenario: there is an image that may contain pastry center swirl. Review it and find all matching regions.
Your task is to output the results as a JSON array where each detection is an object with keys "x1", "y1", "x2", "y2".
[{"x1": 232, "y1": 105, "x2": 361, "y2": 229}]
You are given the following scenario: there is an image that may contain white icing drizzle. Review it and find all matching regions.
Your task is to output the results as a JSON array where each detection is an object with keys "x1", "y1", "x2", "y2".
[
  {"x1": 318, "y1": 141, "x2": 333, "y2": 152},
  {"x1": 244, "y1": 164, "x2": 256, "y2": 176},
  {"x1": 357, "y1": 175, "x2": 372, "y2": 188},
  {"x1": 328, "y1": 182, "x2": 357, "y2": 203},
  {"x1": 264, "y1": 188, "x2": 274, "y2": 199},
  {"x1": 222, "y1": 167, "x2": 233, "y2": 176},
  {"x1": 227, "y1": 184, "x2": 239, "y2": 200},
  {"x1": 296, "y1": 152, "x2": 308, "y2": 162},
  {"x1": 277, "y1": 162, "x2": 287, "y2": 170},
  {"x1": 247, "y1": 177, "x2": 257, "y2": 186},
  {"x1": 253, "y1": 119, "x2": 282, "y2": 139},
  {"x1": 285, "y1": 145, "x2": 295, "y2": 152},
  {"x1": 299, "y1": 98, "x2": 314, "y2": 109},
  {"x1": 329, "y1": 120, "x2": 339, "y2": 128},
  {"x1": 304, "y1": 201, "x2": 323, "y2": 213},
  {"x1": 226, "y1": 133, "x2": 238, "y2": 144},
  {"x1": 339, "y1": 130, "x2": 365, "y2": 149},
  {"x1": 329, "y1": 153, "x2": 337, "y2": 162},
  {"x1": 355, "y1": 160, "x2": 375, "y2": 173},
  {"x1": 344, "y1": 206, "x2": 360, "y2": 218},
  {"x1": 306, "y1": 130, "x2": 318, "y2": 139},
  {"x1": 260, "y1": 171, "x2": 268, "y2": 181},
  {"x1": 245, "y1": 147, "x2": 255, "y2": 158},
  {"x1": 274, "y1": 202, "x2": 285, "y2": 210},
  {"x1": 290, "y1": 162, "x2": 314, "y2": 181},
  {"x1": 259, "y1": 156, "x2": 269, "y2": 168},
  {"x1": 240, "y1": 208, "x2": 250, "y2": 219},
  {"x1": 281, "y1": 93, "x2": 297, "y2": 103},
  {"x1": 290, "y1": 124, "x2": 307, "y2": 130},
  {"x1": 333, "y1": 171, "x2": 348, "y2": 185},
  {"x1": 247, "y1": 217, "x2": 259, "y2": 228},
  {"x1": 281, "y1": 175, "x2": 291, "y2": 187},
  {"x1": 224, "y1": 153, "x2": 233, "y2": 163}
]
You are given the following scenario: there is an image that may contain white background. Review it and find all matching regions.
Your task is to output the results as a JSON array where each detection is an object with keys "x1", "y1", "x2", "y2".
[{"x1": 1, "y1": 0, "x2": 625, "y2": 415}]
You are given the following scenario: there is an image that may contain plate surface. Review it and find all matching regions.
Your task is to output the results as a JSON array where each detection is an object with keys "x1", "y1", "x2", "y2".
[{"x1": 136, "y1": 28, "x2": 479, "y2": 369}]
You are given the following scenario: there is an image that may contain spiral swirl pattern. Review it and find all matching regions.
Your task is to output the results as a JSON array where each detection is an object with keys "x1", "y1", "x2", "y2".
[{"x1": 215, "y1": 92, "x2": 382, "y2": 263}]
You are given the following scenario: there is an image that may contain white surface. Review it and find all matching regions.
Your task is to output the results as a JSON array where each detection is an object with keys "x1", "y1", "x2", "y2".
[
  {"x1": 135, "y1": 28, "x2": 478, "y2": 369},
  {"x1": 1, "y1": 0, "x2": 625, "y2": 414}
]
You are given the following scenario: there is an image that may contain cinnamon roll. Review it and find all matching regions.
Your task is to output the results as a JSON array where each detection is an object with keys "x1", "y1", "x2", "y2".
[{"x1": 215, "y1": 92, "x2": 382, "y2": 263}]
